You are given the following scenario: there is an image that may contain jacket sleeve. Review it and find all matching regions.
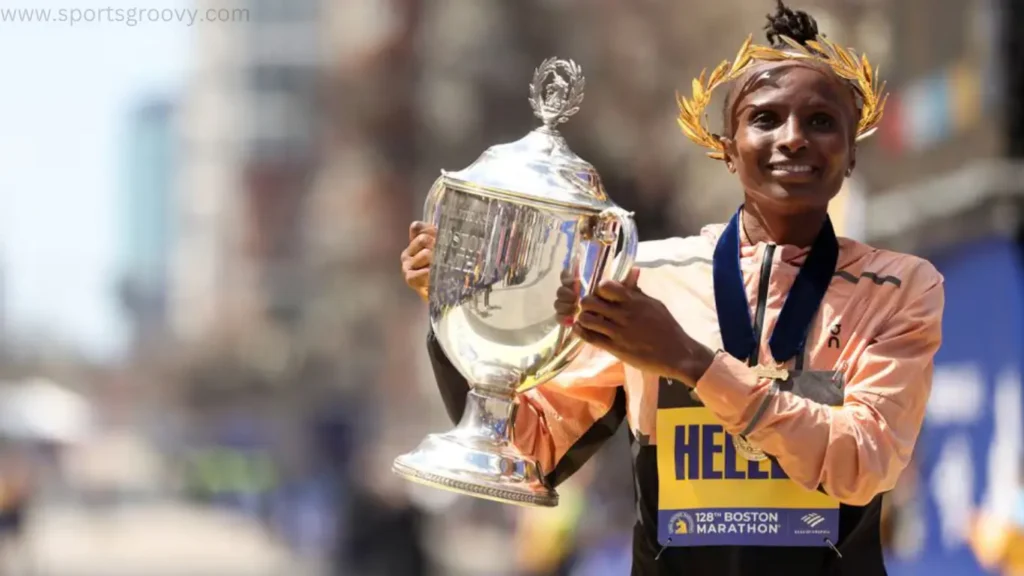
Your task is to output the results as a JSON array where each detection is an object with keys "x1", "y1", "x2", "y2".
[
  {"x1": 425, "y1": 329, "x2": 626, "y2": 487},
  {"x1": 514, "y1": 345, "x2": 627, "y2": 486},
  {"x1": 695, "y1": 263, "x2": 945, "y2": 506}
]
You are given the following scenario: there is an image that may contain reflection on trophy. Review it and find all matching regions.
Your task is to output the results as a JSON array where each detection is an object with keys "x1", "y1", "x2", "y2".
[{"x1": 391, "y1": 57, "x2": 639, "y2": 508}]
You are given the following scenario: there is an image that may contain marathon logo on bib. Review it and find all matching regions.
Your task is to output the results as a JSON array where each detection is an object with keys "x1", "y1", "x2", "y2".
[{"x1": 656, "y1": 406, "x2": 840, "y2": 547}]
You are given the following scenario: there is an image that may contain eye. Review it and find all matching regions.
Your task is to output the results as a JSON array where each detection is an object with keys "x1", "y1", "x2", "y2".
[
  {"x1": 808, "y1": 112, "x2": 836, "y2": 130},
  {"x1": 748, "y1": 110, "x2": 779, "y2": 129}
]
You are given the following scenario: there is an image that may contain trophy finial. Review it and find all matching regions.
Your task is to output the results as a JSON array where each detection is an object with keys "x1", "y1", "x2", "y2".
[{"x1": 528, "y1": 58, "x2": 585, "y2": 130}]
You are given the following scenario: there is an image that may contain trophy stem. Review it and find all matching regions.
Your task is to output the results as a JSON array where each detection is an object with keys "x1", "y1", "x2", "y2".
[
  {"x1": 457, "y1": 386, "x2": 517, "y2": 444},
  {"x1": 392, "y1": 386, "x2": 559, "y2": 507}
]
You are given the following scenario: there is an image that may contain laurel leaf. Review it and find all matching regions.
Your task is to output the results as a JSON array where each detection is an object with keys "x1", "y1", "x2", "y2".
[
  {"x1": 733, "y1": 35, "x2": 753, "y2": 69},
  {"x1": 692, "y1": 77, "x2": 705, "y2": 102},
  {"x1": 780, "y1": 36, "x2": 806, "y2": 54},
  {"x1": 678, "y1": 34, "x2": 886, "y2": 161},
  {"x1": 681, "y1": 97, "x2": 697, "y2": 118},
  {"x1": 677, "y1": 118, "x2": 703, "y2": 142},
  {"x1": 707, "y1": 62, "x2": 728, "y2": 87},
  {"x1": 860, "y1": 54, "x2": 873, "y2": 86},
  {"x1": 749, "y1": 47, "x2": 779, "y2": 62},
  {"x1": 836, "y1": 46, "x2": 857, "y2": 71}
]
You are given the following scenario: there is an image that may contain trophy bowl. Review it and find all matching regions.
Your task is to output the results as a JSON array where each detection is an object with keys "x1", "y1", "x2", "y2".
[{"x1": 392, "y1": 57, "x2": 639, "y2": 508}]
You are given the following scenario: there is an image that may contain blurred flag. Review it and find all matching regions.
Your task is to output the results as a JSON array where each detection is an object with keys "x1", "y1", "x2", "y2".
[{"x1": 948, "y1": 62, "x2": 982, "y2": 134}]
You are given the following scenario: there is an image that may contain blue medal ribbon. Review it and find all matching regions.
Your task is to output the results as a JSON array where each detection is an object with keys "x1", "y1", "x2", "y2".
[{"x1": 712, "y1": 206, "x2": 839, "y2": 365}]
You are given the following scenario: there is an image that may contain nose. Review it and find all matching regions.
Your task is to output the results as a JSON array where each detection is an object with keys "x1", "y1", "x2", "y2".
[{"x1": 776, "y1": 116, "x2": 808, "y2": 154}]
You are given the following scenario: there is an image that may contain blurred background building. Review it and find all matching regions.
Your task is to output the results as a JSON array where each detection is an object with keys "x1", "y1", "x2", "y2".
[
  {"x1": 0, "y1": 0, "x2": 1021, "y2": 574},
  {"x1": 118, "y1": 98, "x2": 175, "y2": 358}
]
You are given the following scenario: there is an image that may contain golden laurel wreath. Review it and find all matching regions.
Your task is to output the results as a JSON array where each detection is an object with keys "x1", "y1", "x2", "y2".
[{"x1": 677, "y1": 34, "x2": 888, "y2": 160}]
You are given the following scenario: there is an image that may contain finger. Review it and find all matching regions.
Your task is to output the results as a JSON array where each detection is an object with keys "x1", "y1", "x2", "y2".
[
  {"x1": 578, "y1": 295, "x2": 627, "y2": 323},
  {"x1": 554, "y1": 287, "x2": 578, "y2": 306},
  {"x1": 560, "y1": 267, "x2": 581, "y2": 291},
  {"x1": 555, "y1": 284, "x2": 578, "y2": 303},
  {"x1": 402, "y1": 233, "x2": 436, "y2": 260},
  {"x1": 622, "y1": 267, "x2": 641, "y2": 289},
  {"x1": 405, "y1": 248, "x2": 433, "y2": 271},
  {"x1": 554, "y1": 302, "x2": 577, "y2": 321},
  {"x1": 416, "y1": 232, "x2": 437, "y2": 250},
  {"x1": 409, "y1": 221, "x2": 434, "y2": 241},
  {"x1": 410, "y1": 221, "x2": 425, "y2": 241},
  {"x1": 555, "y1": 284, "x2": 581, "y2": 320},
  {"x1": 576, "y1": 311, "x2": 620, "y2": 338},
  {"x1": 406, "y1": 268, "x2": 430, "y2": 283},
  {"x1": 595, "y1": 280, "x2": 631, "y2": 303},
  {"x1": 573, "y1": 324, "x2": 614, "y2": 349}
]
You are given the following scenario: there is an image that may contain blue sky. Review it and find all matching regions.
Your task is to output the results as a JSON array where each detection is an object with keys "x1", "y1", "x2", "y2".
[{"x1": 0, "y1": 0, "x2": 190, "y2": 360}]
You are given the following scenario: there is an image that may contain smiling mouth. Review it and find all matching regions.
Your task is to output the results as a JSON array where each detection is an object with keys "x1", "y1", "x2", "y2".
[{"x1": 767, "y1": 162, "x2": 819, "y2": 176}]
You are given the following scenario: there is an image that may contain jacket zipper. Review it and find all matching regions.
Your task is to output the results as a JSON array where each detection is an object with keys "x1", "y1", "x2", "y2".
[{"x1": 748, "y1": 243, "x2": 775, "y2": 366}]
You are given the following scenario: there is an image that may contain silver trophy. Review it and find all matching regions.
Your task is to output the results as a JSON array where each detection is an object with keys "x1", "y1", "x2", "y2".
[{"x1": 392, "y1": 57, "x2": 639, "y2": 507}]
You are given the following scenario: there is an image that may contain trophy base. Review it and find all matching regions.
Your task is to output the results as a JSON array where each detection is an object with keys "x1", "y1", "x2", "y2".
[{"x1": 392, "y1": 389, "x2": 559, "y2": 508}]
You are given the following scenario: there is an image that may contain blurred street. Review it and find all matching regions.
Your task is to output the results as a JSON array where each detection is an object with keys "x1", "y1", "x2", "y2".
[{"x1": 2, "y1": 503, "x2": 304, "y2": 576}]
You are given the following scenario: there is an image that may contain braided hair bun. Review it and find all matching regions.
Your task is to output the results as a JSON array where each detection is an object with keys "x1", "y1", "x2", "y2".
[{"x1": 764, "y1": 0, "x2": 820, "y2": 47}]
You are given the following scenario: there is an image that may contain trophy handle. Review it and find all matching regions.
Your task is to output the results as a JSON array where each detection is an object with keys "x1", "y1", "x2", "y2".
[
  {"x1": 513, "y1": 208, "x2": 638, "y2": 395},
  {"x1": 600, "y1": 207, "x2": 639, "y2": 283}
]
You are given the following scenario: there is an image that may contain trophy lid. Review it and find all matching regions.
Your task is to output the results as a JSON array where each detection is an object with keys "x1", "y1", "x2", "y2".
[{"x1": 442, "y1": 58, "x2": 611, "y2": 213}]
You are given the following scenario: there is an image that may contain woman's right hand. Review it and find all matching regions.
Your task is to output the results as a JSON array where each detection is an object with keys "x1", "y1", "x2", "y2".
[{"x1": 402, "y1": 221, "x2": 436, "y2": 302}]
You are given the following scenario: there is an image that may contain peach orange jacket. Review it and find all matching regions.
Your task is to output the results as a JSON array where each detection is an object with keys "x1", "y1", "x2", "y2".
[{"x1": 512, "y1": 222, "x2": 944, "y2": 507}]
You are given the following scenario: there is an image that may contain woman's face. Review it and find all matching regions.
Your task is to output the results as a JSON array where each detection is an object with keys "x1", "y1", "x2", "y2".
[{"x1": 722, "y1": 62, "x2": 858, "y2": 213}]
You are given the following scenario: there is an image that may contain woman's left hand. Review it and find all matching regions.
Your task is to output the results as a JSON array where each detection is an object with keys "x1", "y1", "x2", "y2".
[{"x1": 573, "y1": 268, "x2": 715, "y2": 385}]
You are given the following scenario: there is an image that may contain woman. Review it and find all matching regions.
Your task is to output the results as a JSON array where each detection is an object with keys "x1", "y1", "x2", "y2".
[{"x1": 400, "y1": 3, "x2": 944, "y2": 575}]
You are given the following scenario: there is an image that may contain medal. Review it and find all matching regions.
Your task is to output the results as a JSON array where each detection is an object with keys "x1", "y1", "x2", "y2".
[
  {"x1": 733, "y1": 434, "x2": 768, "y2": 462},
  {"x1": 729, "y1": 365, "x2": 789, "y2": 461},
  {"x1": 751, "y1": 364, "x2": 789, "y2": 382},
  {"x1": 727, "y1": 365, "x2": 792, "y2": 461},
  {"x1": 726, "y1": 365, "x2": 786, "y2": 461},
  {"x1": 714, "y1": 208, "x2": 837, "y2": 462}
]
